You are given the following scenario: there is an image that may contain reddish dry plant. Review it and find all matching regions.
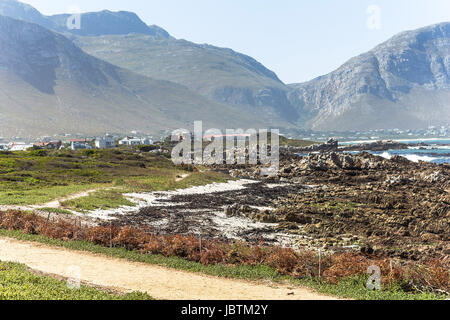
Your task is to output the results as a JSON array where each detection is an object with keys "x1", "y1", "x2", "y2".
[
  {"x1": 323, "y1": 252, "x2": 372, "y2": 284},
  {"x1": 405, "y1": 259, "x2": 450, "y2": 294},
  {"x1": 0, "y1": 210, "x2": 448, "y2": 294}
]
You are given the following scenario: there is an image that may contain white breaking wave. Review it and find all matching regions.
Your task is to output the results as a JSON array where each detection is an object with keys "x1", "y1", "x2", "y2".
[
  {"x1": 379, "y1": 152, "x2": 392, "y2": 160},
  {"x1": 380, "y1": 151, "x2": 439, "y2": 162},
  {"x1": 378, "y1": 152, "x2": 437, "y2": 163},
  {"x1": 403, "y1": 154, "x2": 438, "y2": 163}
]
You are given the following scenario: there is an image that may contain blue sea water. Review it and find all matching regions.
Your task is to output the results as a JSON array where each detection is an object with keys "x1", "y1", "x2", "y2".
[{"x1": 342, "y1": 139, "x2": 450, "y2": 164}]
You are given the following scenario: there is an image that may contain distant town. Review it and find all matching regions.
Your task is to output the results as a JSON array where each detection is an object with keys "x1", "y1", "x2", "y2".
[
  {"x1": 0, "y1": 125, "x2": 449, "y2": 152},
  {"x1": 0, "y1": 132, "x2": 156, "y2": 152}
]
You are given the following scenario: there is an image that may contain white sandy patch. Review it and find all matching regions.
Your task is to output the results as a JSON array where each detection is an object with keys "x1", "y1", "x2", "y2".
[
  {"x1": 210, "y1": 211, "x2": 298, "y2": 248},
  {"x1": 175, "y1": 173, "x2": 190, "y2": 182},
  {"x1": 85, "y1": 179, "x2": 259, "y2": 220},
  {"x1": 265, "y1": 183, "x2": 290, "y2": 189},
  {"x1": 71, "y1": 179, "x2": 299, "y2": 248}
]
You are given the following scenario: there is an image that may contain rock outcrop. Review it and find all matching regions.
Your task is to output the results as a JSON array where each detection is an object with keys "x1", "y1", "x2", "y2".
[
  {"x1": 339, "y1": 140, "x2": 408, "y2": 152},
  {"x1": 288, "y1": 138, "x2": 339, "y2": 153},
  {"x1": 226, "y1": 150, "x2": 449, "y2": 261}
]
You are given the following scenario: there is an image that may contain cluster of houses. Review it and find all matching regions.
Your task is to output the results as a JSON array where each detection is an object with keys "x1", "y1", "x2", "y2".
[{"x1": 0, "y1": 135, "x2": 154, "y2": 152}]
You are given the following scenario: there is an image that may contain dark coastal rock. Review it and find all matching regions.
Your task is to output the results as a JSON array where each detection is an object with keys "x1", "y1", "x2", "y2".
[
  {"x1": 289, "y1": 138, "x2": 338, "y2": 153},
  {"x1": 224, "y1": 150, "x2": 449, "y2": 262},
  {"x1": 339, "y1": 140, "x2": 409, "y2": 152}
]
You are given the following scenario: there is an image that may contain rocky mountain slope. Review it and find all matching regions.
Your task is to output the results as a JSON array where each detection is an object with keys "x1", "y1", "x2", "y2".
[
  {"x1": 49, "y1": 10, "x2": 171, "y2": 38},
  {"x1": 1, "y1": 0, "x2": 449, "y2": 133},
  {"x1": 0, "y1": 0, "x2": 59, "y2": 30},
  {"x1": 0, "y1": 15, "x2": 267, "y2": 138},
  {"x1": 289, "y1": 22, "x2": 450, "y2": 131},
  {"x1": 0, "y1": 0, "x2": 169, "y2": 37},
  {"x1": 75, "y1": 34, "x2": 299, "y2": 121},
  {"x1": 0, "y1": 0, "x2": 299, "y2": 124}
]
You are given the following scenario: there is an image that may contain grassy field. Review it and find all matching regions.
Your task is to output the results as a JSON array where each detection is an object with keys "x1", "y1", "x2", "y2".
[
  {"x1": 0, "y1": 149, "x2": 230, "y2": 207},
  {"x1": 0, "y1": 260, "x2": 151, "y2": 300},
  {"x1": 0, "y1": 229, "x2": 444, "y2": 301},
  {"x1": 61, "y1": 190, "x2": 135, "y2": 212}
]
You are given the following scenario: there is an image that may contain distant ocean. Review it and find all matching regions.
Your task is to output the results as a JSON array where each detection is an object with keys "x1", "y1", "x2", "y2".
[{"x1": 341, "y1": 138, "x2": 450, "y2": 164}]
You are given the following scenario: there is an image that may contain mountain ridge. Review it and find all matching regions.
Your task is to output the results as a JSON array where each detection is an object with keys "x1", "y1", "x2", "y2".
[
  {"x1": 75, "y1": 34, "x2": 299, "y2": 122},
  {"x1": 288, "y1": 22, "x2": 450, "y2": 130},
  {"x1": 0, "y1": 0, "x2": 171, "y2": 38},
  {"x1": 49, "y1": 10, "x2": 171, "y2": 38},
  {"x1": 0, "y1": 0, "x2": 449, "y2": 133},
  {"x1": 0, "y1": 0, "x2": 299, "y2": 123},
  {"x1": 0, "y1": 14, "x2": 275, "y2": 138}
]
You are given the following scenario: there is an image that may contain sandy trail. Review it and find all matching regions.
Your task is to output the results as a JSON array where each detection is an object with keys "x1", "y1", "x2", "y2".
[
  {"x1": 38, "y1": 189, "x2": 101, "y2": 208},
  {"x1": 0, "y1": 188, "x2": 102, "y2": 212},
  {"x1": 0, "y1": 237, "x2": 338, "y2": 300}
]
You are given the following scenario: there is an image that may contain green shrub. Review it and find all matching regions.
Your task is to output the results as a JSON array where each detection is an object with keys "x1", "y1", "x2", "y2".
[{"x1": 0, "y1": 261, "x2": 152, "y2": 300}]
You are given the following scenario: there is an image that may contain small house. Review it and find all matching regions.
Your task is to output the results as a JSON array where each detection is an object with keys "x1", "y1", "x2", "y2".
[
  {"x1": 118, "y1": 137, "x2": 153, "y2": 146},
  {"x1": 34, "y1": 140, "x2": 62, "y2": 150},
  {"x1": 95, "y1": 135, "x2": 115, "y2": 149},
  {"x1": 70, "y1": 139, "x2": 92, "y2": 151},
  {"x1": 9, "y1": 142, "x2": 34, "y2": 151}
]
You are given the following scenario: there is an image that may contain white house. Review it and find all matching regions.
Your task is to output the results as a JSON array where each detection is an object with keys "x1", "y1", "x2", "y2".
[
  {"x1": 8, "y1": 142, "x2": 34, "y2": 151},
  {"x1": 95, "y1": 135, "x2": 115, "y2": 149},
  {"x1": 118, "y1": 137, "x2": 153, "y2": 146},
  {"x1": 70, "y1": 139, "x2": 92, "y2": 151}
]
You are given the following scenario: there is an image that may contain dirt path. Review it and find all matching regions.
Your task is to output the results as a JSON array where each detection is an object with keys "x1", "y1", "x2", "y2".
[
  {"x1": 0, "y1": 188, "x2": 103, "y2": 212},
  {"x1": 38, "y1": 189, "x2": 101, "y2": 209},
  {"x1": 0, "y1": 237, "x2": 338, "y2": 300}
]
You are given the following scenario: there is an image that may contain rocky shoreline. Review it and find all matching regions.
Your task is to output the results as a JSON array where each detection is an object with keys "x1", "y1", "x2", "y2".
[
  {"x1": 287, "y1": 138, "x2": 419, "y2": 153},
  {"x1": 105, "y1": 148, "x2": 449, "y2": 264},
  {"x1": 67, "y1": 142, "x2": 449, "y2": 265},
  {"x1": 218, "y1": 150, "x2": 449, "y2": 263},
  {"x1": 104, "y1": 181, "x2": 309, "y2": 247}
]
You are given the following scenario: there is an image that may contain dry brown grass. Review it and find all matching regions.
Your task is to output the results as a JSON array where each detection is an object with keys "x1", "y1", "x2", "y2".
[{"x1": 0, "y1": 210, "x2": 448, "y2": 294}]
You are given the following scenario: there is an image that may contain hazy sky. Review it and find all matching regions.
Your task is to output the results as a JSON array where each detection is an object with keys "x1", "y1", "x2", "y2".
[{"x1": 21, "y1": 0, "x2": 450, "y2": 84}]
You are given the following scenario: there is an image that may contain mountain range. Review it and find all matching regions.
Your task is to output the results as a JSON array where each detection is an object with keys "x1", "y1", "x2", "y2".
[
  {"x1": 0, "y1": 14, "x2": 266, "y2": 137},
  {"x1": 0, "y1": 0, "x2": 448, "y2": 138}
]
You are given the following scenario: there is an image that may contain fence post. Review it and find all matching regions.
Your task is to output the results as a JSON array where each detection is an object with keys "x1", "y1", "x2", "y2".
[
  {"x1": 318, "y1": 249, "x2": 322, "y2": 279},
  {"x1": 109, "y1": 221, "x2": 112, "y2": 249}
]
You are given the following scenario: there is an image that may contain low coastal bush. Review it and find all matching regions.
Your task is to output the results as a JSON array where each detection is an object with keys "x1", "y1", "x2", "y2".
[{"x1": 0, "y1": 210, "x2": 448, "y2": 296}]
